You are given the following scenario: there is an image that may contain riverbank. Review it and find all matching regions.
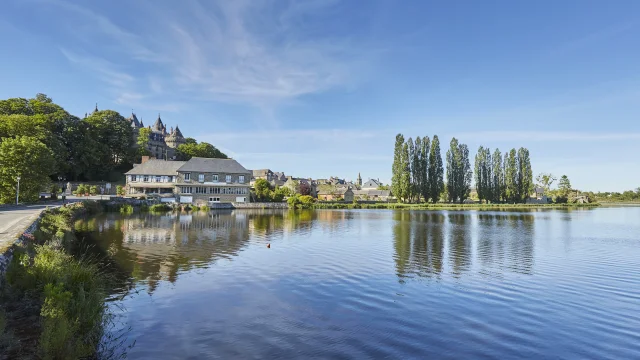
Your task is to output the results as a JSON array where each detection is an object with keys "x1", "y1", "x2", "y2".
[
  {"x1": 312, "y1": 202, "x2": 601, "y2": 210},
  {"x1": 0, "y1": 201, "x2": 118, "y2": 359}
]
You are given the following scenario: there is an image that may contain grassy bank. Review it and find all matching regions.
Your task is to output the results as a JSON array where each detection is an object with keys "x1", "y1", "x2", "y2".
[
  {"x1": 0, "y1": 201, "x2": 117, "y2": 359},
  {"x1": 312, "y1": 202, "x2": 600, "y2": 210}
]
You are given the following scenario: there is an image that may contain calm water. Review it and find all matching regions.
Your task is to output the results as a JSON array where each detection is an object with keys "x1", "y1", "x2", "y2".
[{"x1": 75, "y1": 208, "x2": 640, "y2": 359}]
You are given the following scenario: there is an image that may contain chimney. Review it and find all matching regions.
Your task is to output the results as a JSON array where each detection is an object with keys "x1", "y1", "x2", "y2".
[{"x1": 141, "y1": 156, "x2": 151, "y2": 164}]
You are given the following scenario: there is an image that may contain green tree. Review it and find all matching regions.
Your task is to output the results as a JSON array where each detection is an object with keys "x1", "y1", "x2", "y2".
[
  {"x1": 399, "y1": 141, "x2": 411, "y2": 202},
  {"x1": 0, "y1": 136, "x2": 55, "y2": 203},
  {"x1": 136, "y1": 127, "x2": 152, "y2": 157},
  {"x1": 84, "y1": 110, "x2": 134, "y2": 179},
  {"x1": 420, "y1": 136, "x2": 430, "y2": 202},
  {"x1": 176, "y1": 141, "x2": 227, "y2": 161},
  {"x1": 254, "y1": 179, "x2": 272, "y2": 201},
  {"x1": 391, "y1": 134, "x2": 405, "y2": 202},
  {"x1": 504, "y1": 149, "x2": 518, "y2": 203},
  {"x1": 491, "y1": 148, "x2": 504, "y2": 203},
  {"x1": 516, "y1": 147, "x2": 533, "y2": 202},
  {"x1": 447, "y1": 139, "x2": 472, "y2": 203},
  {"x1": 428, "y1": 135, "x2": 444, "y2": 203},
  {"x1": 558, "y1": 175, "x2": 571, "y2": 196},
  {"x1": 474, "y1": 146, "x2": 487, "y2": 203},
  {"x1": 535, "y1": 173, "x2": 557, "y2": 193},
  {"x1": 409, "y1": 137, "x2": 420, "y2": 202}
]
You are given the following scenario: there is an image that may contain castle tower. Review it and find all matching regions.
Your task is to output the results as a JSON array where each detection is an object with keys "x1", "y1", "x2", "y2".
[{"x1": 166, "y1": 125, "x2": 186, "y2": 149}]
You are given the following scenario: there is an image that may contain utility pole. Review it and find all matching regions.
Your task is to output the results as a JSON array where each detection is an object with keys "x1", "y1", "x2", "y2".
[{"x1": 16, "y1": 176, "x2": 21, "y2": 205}]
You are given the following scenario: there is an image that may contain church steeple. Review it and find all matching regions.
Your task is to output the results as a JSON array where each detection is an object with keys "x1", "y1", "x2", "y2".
[
  {"x1": 93, "y1": 103, "x2": 98, "y2": 113},
  {"x1": 357, "y1": 172, "x2": 362, "y2": 186}
]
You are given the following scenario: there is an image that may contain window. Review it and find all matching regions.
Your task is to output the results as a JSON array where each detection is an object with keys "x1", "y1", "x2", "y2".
[
  {"x1": 209, "y1": 197, "x2": 220, "y2": 202},
  {"x1": 226, "y1": 175, "x2": 232, "y2": 183},
  {"x1": 239, "y1": 175, "x2": 245, "y2": 183},
  {"x1": 198, "y1": 173, "x2": 204, "y2": 182},
  {"x1": 212, "y1": 174, "x2": 218, "y2": 182},
  {"x1": 143, "y1": 175, "x2": 149, "y2": 182},
  {"x1": 184, "y1": 173, "x2": 191, "y2": 181},
  {"x1": 156, "y1": 176, "x2": 161, "y2": 183},
  {"x1": 181, "y1": 187, "x2": 193, "y2": 194},
  {"x1": 196, "y1": 187, "x2": 207, "y2": 194}
]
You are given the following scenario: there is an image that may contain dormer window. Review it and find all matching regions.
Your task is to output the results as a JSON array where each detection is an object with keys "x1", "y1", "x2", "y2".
[
  {"x1": 226, "y1": 175, "x2": 232, "y2": 183},
  {"x1": 198, "y1": 174, "x2": 204, "y2": 182},
  {"x1": 184, "y1": 173, "x2": 191, "y2": 181},
  {"x1": 212, "y1": 174, "x2": 219, "y2": 182}
]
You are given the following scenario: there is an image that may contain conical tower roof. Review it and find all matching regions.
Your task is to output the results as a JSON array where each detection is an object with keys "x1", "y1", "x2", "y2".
[
  {"x1": 174, "y1": 125, "x2": 184, "y2": 138},
  {"x1": 127, "y1": 112, "x2": 141, "y2": 127},
  {"x1": 152, "y1": 114, "x2": 164, "y2": 132}
]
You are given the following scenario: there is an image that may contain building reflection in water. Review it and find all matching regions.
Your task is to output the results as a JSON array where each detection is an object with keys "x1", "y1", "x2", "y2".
[{"x1": 393, "y1": 211, "x2": 535, "y2": 281}]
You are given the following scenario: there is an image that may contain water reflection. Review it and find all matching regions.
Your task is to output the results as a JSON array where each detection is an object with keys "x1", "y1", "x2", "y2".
[{"x1": 393, "y1": 211, "x2": 535, "y2": 280}]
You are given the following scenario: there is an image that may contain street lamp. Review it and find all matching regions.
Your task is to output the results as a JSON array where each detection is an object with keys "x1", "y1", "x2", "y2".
[{"x1": 16, "y1": 176, "x2": 21, "y2": 205}]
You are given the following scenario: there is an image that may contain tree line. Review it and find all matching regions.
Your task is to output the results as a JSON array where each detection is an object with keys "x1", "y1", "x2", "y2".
[
  {"x1": 0, "y1": 94, "x2": 226, "y2": 203},
  {"x1": 392, "y1": 133, "x2": 533, "y2": 203}
]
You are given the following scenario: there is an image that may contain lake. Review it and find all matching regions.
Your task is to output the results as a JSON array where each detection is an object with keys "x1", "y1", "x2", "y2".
[{"x1": 75, "y1": 207, "x2": 640, "y2": 359}]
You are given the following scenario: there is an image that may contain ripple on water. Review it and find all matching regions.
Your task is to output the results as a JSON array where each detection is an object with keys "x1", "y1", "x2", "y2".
[{"x1": 74, "y1": 208, "x2": 640, "y2": 359}]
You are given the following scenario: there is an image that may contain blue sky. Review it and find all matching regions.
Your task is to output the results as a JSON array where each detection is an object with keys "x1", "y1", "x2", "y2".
[{"x1": 1, "y1": 0, "x2": 639, "y2": 191}]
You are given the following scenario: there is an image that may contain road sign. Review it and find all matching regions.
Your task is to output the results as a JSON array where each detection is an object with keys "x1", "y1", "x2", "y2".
[{"x1": 105, "y1": 183, "x2": 112, "y2": 190}]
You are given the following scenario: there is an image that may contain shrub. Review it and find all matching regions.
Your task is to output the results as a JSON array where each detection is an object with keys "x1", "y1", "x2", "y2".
[
  {"x1": 149, "y1": 203, "x2": 172, "y2": 212},
  {"x1": 119, "y1": 204, "x2": 134, "y2": 214},
  {"x1": 115, "y1": 185, "x2": 125, "y2": 196},
  {"x1": 89, "y1": 186, "x2": 98, "y2": 196}
]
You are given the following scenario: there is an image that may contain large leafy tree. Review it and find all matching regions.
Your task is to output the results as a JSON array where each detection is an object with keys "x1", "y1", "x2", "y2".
[
  {"x1": 176, "y1": 141, "x2": 227, "y2": 161},
  {"x1": 0, "y1": 136, "x2": 55, "y2": 203},
  {"x1": 84, "y1": 110, "x2": 134, "y2": 179},
  {"x1": 428, "y1": 135, "x2": 444, "y2": 203},
  {"x1": 391, "y1": 134, "x2": 405, "y2": 202}
]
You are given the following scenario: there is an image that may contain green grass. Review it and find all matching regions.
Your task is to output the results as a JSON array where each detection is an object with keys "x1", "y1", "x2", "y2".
[{"x1": 2, "y1": 202, "x2": 116, "y2": 359}]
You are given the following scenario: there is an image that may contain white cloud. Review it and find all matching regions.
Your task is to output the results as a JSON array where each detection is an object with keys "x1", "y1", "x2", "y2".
[{"x1": 49, "y1": 0, "x2": 363, "y2": 109}]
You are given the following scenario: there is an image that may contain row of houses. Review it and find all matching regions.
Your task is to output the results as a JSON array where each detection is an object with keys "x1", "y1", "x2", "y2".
[{"x1": 251, "y1": 169, "x2": 391, "y2": 201}]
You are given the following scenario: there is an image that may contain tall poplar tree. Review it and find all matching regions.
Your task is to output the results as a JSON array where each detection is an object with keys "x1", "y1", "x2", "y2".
[
  {"x1": 428, "y1": 135, "x2": 443, "y2": 203},
  {"x1": 420, "y1": 136, "x2": 430, "y2": 202},
  {"x1": 391, "y1": 134, "x2": 404, "y2": 202},
  {"x1": 474, "y1": 146, "x2": 486, "y2": 202},
  {"x1": 446, "y1": 138, "x2": 459, "y2": 203},
  {"x1": 459, "y1": 143, "x2": 472, "y2": 203},
  {"x1": 504, "y1": 149, "x2": 518, "y2": 203},
  {"x1": 516, "y1": 147, "x2": 533, "y2": 202},
  {"x1": 408, "y1": 137, "x2": 415, "y2": 202},
  {"x1": 413, "y1": 137, "x2": 422, "y2": 202},
  {"x1": 400, "y1": 141, "x2": 411, "y2": 202},
  {"x1": 492, "y1": 148, "x2": 503, "y2": 203},
  {"x1": 482, "y1": 147, "x2": 492, "y2": 203}
]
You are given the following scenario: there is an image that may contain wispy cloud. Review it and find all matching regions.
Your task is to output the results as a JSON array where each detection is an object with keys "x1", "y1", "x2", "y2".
[{"x1": 47, "y1": 0, "x2": 364, "y2": 110}]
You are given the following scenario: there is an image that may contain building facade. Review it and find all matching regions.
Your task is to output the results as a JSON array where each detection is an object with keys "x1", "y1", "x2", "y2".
[
  {"x1": 175, "y1": 157, "x2": 252, "y2": 205},
  {"x1": 125, "y1": 157, "x2": 251, "y2": 204}
]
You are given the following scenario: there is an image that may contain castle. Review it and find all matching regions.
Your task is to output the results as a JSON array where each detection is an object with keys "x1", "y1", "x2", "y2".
[{"x1": 127, "y1": 112, "x2": 186, "y2": 160}]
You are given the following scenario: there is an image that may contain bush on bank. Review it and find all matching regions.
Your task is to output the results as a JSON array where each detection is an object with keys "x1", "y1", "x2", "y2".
[{"x1": 1, "y1": 201, "x2": 112, "y2": 359}]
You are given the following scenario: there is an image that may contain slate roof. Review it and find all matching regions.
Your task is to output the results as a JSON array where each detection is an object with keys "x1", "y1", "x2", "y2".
[
  {"x1": 252, "y1": 169, "x2": 273, "y2": 177},
  {"x1": 177, "y1": 157, "x2": 250, "y2": 174},
  {"x1": 362, "y1": 179, "x2": 382, "y2": 188},
  {"x1": 353, "y1": 189, "x2": 390, "y2": 197},
  {"x1": 125, "y1": 160, "x2": 186, "y2": 175}
]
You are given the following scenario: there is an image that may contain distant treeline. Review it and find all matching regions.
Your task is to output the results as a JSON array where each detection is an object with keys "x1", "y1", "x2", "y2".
[{"x1": 391, "y1": 134, "x2": 533, "y2": 203}]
